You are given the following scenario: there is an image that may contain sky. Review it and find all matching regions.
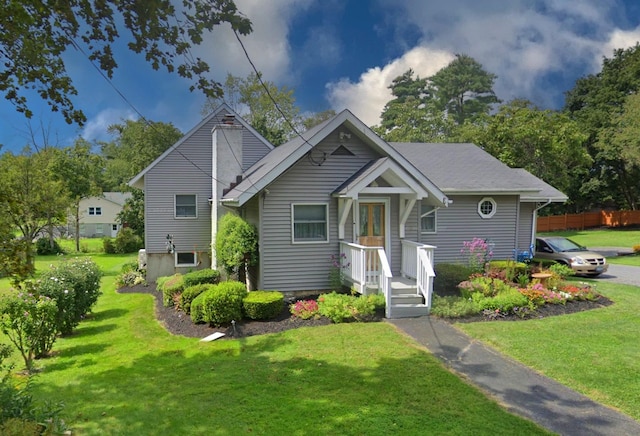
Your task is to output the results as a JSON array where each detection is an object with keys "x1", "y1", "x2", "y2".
[{"x1": 2, "y1": 0, "x2": 640, "y2": 153}]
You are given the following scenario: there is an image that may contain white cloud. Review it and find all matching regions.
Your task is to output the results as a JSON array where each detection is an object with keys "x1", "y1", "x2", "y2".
[
  {"x1": 325, "y1": 47, "x2": 454, "y2": 126},
  {"x1": 81, "y1": 108, "x2": 136, "y2": 142},
  {"x1": 600, "y1": 26, "x2": 640, "y2": 62},
  {"x1": 372, "y1": 0, "x2": 631, "y2": 107},
  {"x1": 191, "y1": 0, "x2": 315, "y2": 84}
]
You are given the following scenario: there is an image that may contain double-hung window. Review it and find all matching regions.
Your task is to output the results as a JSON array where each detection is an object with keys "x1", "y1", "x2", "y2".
[
  {"x1": 292, "y1": 203, "x2": 328, "y2": 243},
  {"x1": 88, "y1": 207, "x2": 102, "y2": 216},
  {"x1": 175, "y1": 195, "x2": 197, "y2": 218},
  {"x1": 420, "y1": 204, "x2": 437, "y2": 234}
]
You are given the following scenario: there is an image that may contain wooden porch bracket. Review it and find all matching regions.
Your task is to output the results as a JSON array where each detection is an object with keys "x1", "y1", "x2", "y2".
[
  {"x1": 399, "y1": 196, "x2": 416, "y2": 238},
  {"x1": 338, "y1": 198, "x2": 353, "y2": 240}
]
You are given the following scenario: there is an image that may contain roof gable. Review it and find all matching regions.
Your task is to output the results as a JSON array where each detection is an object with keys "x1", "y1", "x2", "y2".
[
  {"x1": 128, "y1": 103, "x2": 273, "y2": 189},
  {"x1": 222, "y1": 110, "x2": 449, "y2": 207}
]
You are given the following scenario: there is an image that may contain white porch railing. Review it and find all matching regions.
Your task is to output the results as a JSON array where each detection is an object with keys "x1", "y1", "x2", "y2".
[
  {"x1": 401, "y1": 241, "x2": 436, "y2": 310},
  {"x1": 340, "y1": 242, "x2": 392, "y2": 317},
  {"x1": 340, "y1": 240, "x2": 436, "y2": 317}
]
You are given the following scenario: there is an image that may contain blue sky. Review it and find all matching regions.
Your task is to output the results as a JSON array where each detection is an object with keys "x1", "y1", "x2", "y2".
[{"x1": 2, "y1": 0, "x2": 640, "y2": 153}]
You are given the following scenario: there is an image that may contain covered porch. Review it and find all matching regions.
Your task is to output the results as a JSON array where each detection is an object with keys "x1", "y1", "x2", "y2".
[{"x1": 333, "y1": 157, "x2": 448, "y2": 318}]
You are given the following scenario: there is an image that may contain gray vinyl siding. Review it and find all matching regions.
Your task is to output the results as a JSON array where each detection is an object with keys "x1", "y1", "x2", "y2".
[
  {"x1": 420, "y1": 195, "x2": 520, "y2": 264},
  {"x1": 518, "y1": 202, "x2": 536, "y2": 251},
  {"x1": 260, "y1": 131, "x2": 381, "y2": 292},
  {"x1": 144, "y1": 116, "x2": 269, "y2": 256}
]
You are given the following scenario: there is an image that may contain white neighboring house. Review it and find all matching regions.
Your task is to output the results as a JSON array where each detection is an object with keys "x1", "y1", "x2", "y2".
[{"x1": 70, "y1": 192, "x2": 132, "y2": 238}]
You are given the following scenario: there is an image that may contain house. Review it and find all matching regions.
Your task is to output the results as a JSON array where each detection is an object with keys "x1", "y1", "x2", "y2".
[
  {"x1": 130, "y1": 104, "x2": 566, "y2": 318},
  {"x1": 70, "y1": 192, "x2": 132, "y2": 238}
]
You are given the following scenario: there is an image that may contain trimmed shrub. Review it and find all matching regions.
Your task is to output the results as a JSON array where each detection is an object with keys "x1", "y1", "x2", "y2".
[
  {"x1": 433, "y1": 263, "x2": 474, "y2": 297},
  {"x1": 35, "y1": 238, "x2": 63, "y2": 255},
  {"x1": 183, "y1": 269, "x2": 221, "y2": 288},
  {"x1": 103, "y1": 237, "x2": 116, "y2": 254},
  {"x1": 114, "y1": 227, "x2": 143, "y2": 254},
  {"x1": 179, "y1": 284, "x2": 211, "y2": 314},
  {"x1": 157, "y1": 274, "x2": 184, "y2": 307},
  {"x1": 243, "y1": 291, "x2": 284, "y2": 320},
  {"x1": 191, "y1": 281, "x2": 247, "y2": 326},
  {"x1": 37, "y1": 257, "x2": 103, "y2": 336},
  {"x1": 190, "y1": 291, "x2": 206, "y2": 324}
]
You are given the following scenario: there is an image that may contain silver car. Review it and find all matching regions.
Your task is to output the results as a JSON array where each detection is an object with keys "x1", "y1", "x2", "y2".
[{"x1": 535, "y1": 236, "x2": 608, "y2": 276}]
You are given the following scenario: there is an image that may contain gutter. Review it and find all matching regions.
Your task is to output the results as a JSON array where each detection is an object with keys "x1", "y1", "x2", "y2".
[{"x1": 531, "y1": 199, "x2": 553, "y2": 245}]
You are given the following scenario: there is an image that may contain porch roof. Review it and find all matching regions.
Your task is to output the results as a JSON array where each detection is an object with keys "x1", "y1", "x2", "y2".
[{"x1": 332, "y1": 157, "x2": 433, "y2": 201}]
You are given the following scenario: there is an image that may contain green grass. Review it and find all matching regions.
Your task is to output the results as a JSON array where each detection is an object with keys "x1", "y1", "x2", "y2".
[
  {"x1": 539, "y1": 228, "x2": 640, "y2": 249},
  {"x1": 0, "y1": 258, "x2": 550, "y2": 435},
  {"x1": 459, "y1": 281, "x2": 640, "y2": 421},
  {"x1": 608, "y1": 255, "x2": 640, "y2": 266},
  {"x1": 58, "y1": 237, "x2": 105, "y2": 254}
]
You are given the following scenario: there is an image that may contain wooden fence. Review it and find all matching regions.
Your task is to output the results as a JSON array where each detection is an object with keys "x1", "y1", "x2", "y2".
[{"x1": 537, "y1": 210, "x2": 640, "y2": 232}]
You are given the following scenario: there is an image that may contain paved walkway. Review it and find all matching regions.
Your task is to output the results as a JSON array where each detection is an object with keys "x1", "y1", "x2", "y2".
[
  {"x1": 388, "y1": 317, "x2": 640, "y2": 435},
  {"x1": 388, "y1": 257, "x2": 640, "y2": 436}
]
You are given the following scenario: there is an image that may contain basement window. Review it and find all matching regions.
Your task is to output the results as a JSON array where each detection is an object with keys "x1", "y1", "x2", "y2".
[{"x1": 175, "y1": 252, "x2": 197, "y2": 267}]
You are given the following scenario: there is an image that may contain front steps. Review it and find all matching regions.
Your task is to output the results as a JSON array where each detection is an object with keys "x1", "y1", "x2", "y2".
[{"x1": 388, "y1": 277, "x2": 429, "y2": 319}]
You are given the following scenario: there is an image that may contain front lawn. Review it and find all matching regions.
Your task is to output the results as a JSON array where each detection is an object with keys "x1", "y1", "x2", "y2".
[
  {"x1": 0, "y1": 259, "x2": 550, "y2": 434},
  {"x1": 459, "y1": 280, "x2": 640, "y2": 421}
]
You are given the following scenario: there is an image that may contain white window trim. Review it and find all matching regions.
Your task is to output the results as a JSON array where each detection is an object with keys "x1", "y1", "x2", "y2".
[
  {"x1": 175, "y1": 251, "x2": 197, "y2": 267},
  {"x1": 174, "y1": 194, "x2": 198, "y2": 219},
  {"x1": 420, "y1": 204, "x2": 437, "y2": 234},
  {"x1": 291, "y1": 203, "x2": 329, "y2": 244},
  {"x1": 478, "y1": 197, "x2": 497, "y2": 219}
]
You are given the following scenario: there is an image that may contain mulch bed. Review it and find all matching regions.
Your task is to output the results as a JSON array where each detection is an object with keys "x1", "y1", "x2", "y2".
[
  {"x1": 117, "y1": 283, "x2": 333, "y2": 339},
  {"x1": 117, "y1": 283, "x2": 614, "y2": 339}
]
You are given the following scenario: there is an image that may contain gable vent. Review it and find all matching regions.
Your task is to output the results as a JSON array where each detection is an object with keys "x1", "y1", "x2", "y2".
[{"x1": 331, "y1": 145, "x2": 355, "y2": 156}]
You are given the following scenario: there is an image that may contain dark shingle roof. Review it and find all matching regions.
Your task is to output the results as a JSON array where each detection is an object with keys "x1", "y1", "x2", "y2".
[{"x1": 390, "y1": 142, "x2": 566, "y2": 201}]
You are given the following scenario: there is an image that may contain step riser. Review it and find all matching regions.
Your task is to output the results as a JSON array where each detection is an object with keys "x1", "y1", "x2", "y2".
[
  {"x1": 391, "y1": 296, "x2": 423, "y2": 305},
  {"x1": 391, "y1": 287, "x2": 417, "y2": 296},
  {"x1": 389, "y1": 305, "x2": 429, "y2": 318}
]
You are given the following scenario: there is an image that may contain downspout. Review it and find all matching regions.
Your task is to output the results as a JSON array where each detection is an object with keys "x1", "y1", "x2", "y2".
[{"x1": 531, "y1": 199, "x2": 553, "y2": 245}]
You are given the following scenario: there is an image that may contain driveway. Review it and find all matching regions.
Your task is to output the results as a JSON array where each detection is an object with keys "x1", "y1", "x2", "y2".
[
  {"x1": 597, "y1": 264, "x2": 640, "y2": 287},
  {"x1": 587, "y1": 247, "x2": 640, "y2": 287}
]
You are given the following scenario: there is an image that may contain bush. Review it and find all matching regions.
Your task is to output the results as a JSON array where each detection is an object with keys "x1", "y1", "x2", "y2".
[
  {"x1": 0, "y1": 344, "x2": 68, "y2": 433},
  {"x1": 190, "y1": 281, "x2": 247, "y2": 326},
  {"x1": 35, "y1": 238, "x2": 63, "y2": 255},
  {"x1": 179, "y1": 284, "x2": 211, "y2": 314},
  {"x1": 290, "y1": 299, "x2": 320, "y2": 319},
  {"x1": 183, "y1": 269, "x2": 221, "y2": 288},
  {"x1": 0, "y1": 291, "x2": 58, "y2": 370},
  {"x1": 243, "y1": 291, "x2": 284, "y2": 320},
  {"x1": 37, "y1": 257, "x2": 103, "y2": 336},
  {"x1": 317, "y1": 292, "x2": 380, "y2": 323},
  {"x1": 115, "y1": 262, "x2": 146, "y2": 288},
  {"x1": 433, "y1": 263, "x2": 474, "y2": 297},
  {"x1": 103, "y1": 237, "x2": 116, "y2": 254},
  {"x1": 471, "y1": 288, "x2": 531, "y2": 313},
  {"x1": 157, "y1": 274, "x2": 184, "y2": 307},
  {"x1": 114, "y1": 227, "x2": 143, "y2": 254},
  {"x1": 430, "y1": 295, "x2": 481, "y2": 318}
]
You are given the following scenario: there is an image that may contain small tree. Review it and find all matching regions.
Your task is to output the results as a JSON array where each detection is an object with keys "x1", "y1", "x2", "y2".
[
  {"x1": 215, "y1": 214, "x2": 258, "y2": 290},
  {"x1": 0, "y1": 290, "x2": 58, "y2": 372}
]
